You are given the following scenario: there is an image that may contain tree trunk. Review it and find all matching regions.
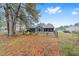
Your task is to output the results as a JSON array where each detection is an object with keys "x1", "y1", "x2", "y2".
[
  {"x1": 8, "y1": 9, "x2": 13, "y2": 36},
  {"x1": 4, "y1": 4, "x2": 16, "y2": 36},
  {"x1": 12, "y1": 19, "x2": 16, "y2": 35},
  {"x1": 6, "y1": 20, "x2": 9, "y2": 36}
]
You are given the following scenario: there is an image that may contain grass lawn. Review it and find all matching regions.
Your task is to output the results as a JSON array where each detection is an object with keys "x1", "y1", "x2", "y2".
[{"x1": 59, "y1": 32, "x2": 79, "y2": 56}]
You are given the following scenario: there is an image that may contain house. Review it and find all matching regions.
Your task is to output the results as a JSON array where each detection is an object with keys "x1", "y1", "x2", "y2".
[
  {"x1": 28, "y1": 23, "x2": 59, "y2": 37},
  {"x1": 65, "y1": 26, "x2": 79, "y2": 32},
  {"x1": 29, "y1": 23, "x2": 54, "y2": 32}
]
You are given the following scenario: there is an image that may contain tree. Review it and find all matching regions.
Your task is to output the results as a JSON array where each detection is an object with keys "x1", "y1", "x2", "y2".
[
  {"x1": 0, "y1": 14, "x2": 6, "y2": 32},
  {"x1": 75, "y1": 23, "x2": 79, "y2": 26},
  {"x1": 17, "y1": 3, "x2": 40, "y2": 34},
  {"x1": 0, "y1": 3, "x2": 40, "y2": 36},
  {"x1": 0, "y1": 17, "x2": 3, "y2": 28}
]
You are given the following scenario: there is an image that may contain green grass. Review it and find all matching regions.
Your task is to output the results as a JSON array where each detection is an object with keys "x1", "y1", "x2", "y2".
[
  {"x1": 59, "y1": 32, "x2": 79, "y2": 56},
  {"x1": 72, "y1": 31, "x2": 79, "y2": 37},
  {"x1": 60, "y1": 41, "x2": 79, "y2": 56}
]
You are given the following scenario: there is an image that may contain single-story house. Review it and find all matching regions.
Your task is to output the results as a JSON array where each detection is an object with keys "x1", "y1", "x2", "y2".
[{"x1": 28, "y1": 23, "x2": 54, "y2": 33}]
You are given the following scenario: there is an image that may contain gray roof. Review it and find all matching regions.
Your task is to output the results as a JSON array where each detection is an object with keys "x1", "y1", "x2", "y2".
[
  {"x1": 46, "y1": 23, "x2": 54, "y2": 28},
  {"x1": 29, "y1": 23, "x2": 54, "y2": 28},
  {"x1": 37, "y1": 23, "x2": 54, "y2": 28},
  {"x1": 37, "y1": 23, "x2": 46, "y2": 28}
]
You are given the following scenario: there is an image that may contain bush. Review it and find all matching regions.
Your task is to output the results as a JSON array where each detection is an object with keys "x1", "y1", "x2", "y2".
[
  {"x1": 63, "y1": 30, "x2": 71, "y2": 33},
  {"x1": 72, "y1": 31, "x2": 79, "y2": 37}
]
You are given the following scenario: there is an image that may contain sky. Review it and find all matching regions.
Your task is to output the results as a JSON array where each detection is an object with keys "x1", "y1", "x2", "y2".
[{"x1": 36, "y1": 3, "x2": 79, "y2": 28}]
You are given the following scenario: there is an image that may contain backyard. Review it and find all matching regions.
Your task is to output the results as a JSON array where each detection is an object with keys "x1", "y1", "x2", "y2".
[
  {"x1": 0, "y1": 32, "x2": 79, "y2": 56},
  {"x1": 0, "y1": 3, "x2": 79, "y2": 56},
  {"x1": 0, "y1": 33, "x2": 63, "y2": 56}
]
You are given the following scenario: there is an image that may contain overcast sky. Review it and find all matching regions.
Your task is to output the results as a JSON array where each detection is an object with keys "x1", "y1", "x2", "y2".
[{"x1": 36, "y1": 3, "x2": 79, "y2": 27}]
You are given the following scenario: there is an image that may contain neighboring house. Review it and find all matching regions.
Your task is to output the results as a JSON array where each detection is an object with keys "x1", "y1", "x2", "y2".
[
  {"x1": 65, "y1": 26, "x2": 79, "y2": 32},
  {"x1": 29, "y1": 23, "x2": 54, "y2": 32}
]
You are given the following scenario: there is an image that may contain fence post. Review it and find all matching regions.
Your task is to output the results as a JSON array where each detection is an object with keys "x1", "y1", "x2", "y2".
[{"x1": 54, "y1": 30, "x2": 58, "y2": 38}]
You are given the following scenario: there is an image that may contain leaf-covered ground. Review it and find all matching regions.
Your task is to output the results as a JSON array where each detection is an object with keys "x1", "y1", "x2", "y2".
[{"x1": 0, "y1": 34, "x2": 63, "y2": 56}]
